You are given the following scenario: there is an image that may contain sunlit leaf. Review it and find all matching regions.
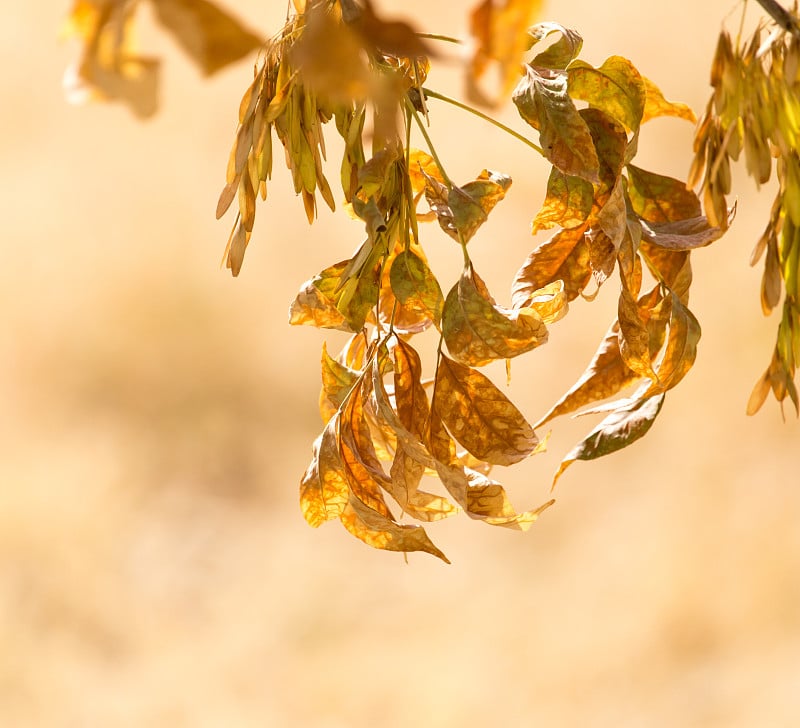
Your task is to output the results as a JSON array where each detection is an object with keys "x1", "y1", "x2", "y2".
[
  {"x1": 532, "y1": 167, "x2": 594, "y2": 231},
  {"x1": 340, "y1": 495, "x2": 450, "y2": 563},
  {"x1": 512, "y1": 225, "x2": 592, "y2": 304},
  {"x1": 443, "y1": 264, "x2": 549, "y2": 366},
  {"x1": 639, "y1": 216, "x2": 728, "y2": 251},
  {"x1": 152, "y1": 0, "x2": 263, "y2": 76},
  {"x1": 618, "y1": 278, "x2": 657, "y2": 382},
  {"x1": 526, "y1": 22, "x2": 583, "y2": 70},
  {"x1": 424, "y1": 170, "x2": 512, "y2": 243},
  {"x1": 567, "y1": 56, "x2": 646, "y2": 132},
  {"x1": 627, "y1": 164, "x2": 702, "y2": 223},
  {"x1": 641, "y1": 75, "x2": 697, "y2": 124},
  {"x1": 553, "y1": 394, "x2": 665, "y2": 486},
  {"x1": 431, "y1": 353, "x2": 538, "y2": 466},
  {"x1": 513, "y1": 66, "x2": 600, "y2": 181},
  {"x1": 319, "y1": 342, "x2": 360, "y2": 423},
  {"x1": 389, "y1": 249, "x2": 444, "y2": 328},
  {"x1": 289, "y1": 261, "x2": 353, "y2": 331},
  {"x1": 299, "y1": 417, "x2": 349, "y2": 527},
  {"x1": 596, "y1": 176, "x2": 627, "y2": 251}
]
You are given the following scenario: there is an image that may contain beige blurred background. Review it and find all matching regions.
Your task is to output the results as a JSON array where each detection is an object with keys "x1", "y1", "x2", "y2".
[{"x1": 2, "y1": 1, "x2": 799, "y2": 726}]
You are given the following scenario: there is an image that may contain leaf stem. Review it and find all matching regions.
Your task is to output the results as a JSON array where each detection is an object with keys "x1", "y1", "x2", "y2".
[
  {"x1": 416, "y1": 32, "x2": 464, "y2": 45},
  {"x1": 422, "y1": 87, "x2": 545, "y2": 156},
  {"x1": 405, "y1": 97, "x2": 455, "y2": 188}
]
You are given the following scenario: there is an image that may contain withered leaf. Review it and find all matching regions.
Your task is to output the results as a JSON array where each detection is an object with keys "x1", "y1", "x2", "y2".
[
  {"x1": 340, "y1": 495, "x2": 450, "y2": 563},
  {"x1": 389, "y1": 249, "x2": 444, "y2": 328},
  {"x1": 640, "y1": 293, "x2": 701, "y2": 397},
  {"x1": 618, "y1": 280, "x2": 657, "y2": 382},
  {"x1": 512, "y1": 66, "x2": 600, "y2": 181},
  {"x1": 596, "y1": 176, "x2": 628, "y2": 251},
  {"x1": 587, "y1": 230, "x2": 617, "y2": 288},
  {"x1": 289, "y1": 261, "x2": 352, "y2": 331},
  {"x1": 424, "y1": 170, "x2": 512, "y2": 244},
  {"x1": 512, "y1": 225, "x2": 592, "y2": 304},
  {"x1": 153, "y1": 0, "x2": 263, "y2": 76},
  {"x1": 567, "y1": 56, "x2": 646, "y2": 132},
  {"x1": 532, "y1": 167, "x2": 594, "y2": 231},
  {"x1": 299, "y1": 417, "x2": 349, "y2": 528},
  {"x1": 627, "y1": 164, "x2": 702, "y2": 223},
  {"x1": 641, "y1": 75, "x2": 697, "y2": 124},
  {"x1": 526, "y1": 22, "x2": 583, "y2": 70},
  {"x1": 319, "y1": 342, "x2": 360, "y2": 423},
  {"x1": 431, "y1": 353, "x2": 538, "y2": 466},
  {"x1": 639, "y1": 216, "x2": 728, "y2": 251},
  {"x1": 553, "y1": 394, "x2": 665, "y2": 486},
  {"x1": 443, "y1": 264, "x2": 549, "y2": 366}
]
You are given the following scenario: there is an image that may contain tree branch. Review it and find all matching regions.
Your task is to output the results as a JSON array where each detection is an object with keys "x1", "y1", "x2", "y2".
[{"x1": 754, "y1": 0, "x2": 800, "y2": 36}]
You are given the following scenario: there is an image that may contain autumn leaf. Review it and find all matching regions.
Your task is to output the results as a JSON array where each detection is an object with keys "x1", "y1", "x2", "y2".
[
  {"x1": 513, "y1": 65, "x2": 600, "y2": 182},
  {"x1": 532, "y1": 167, "x2": 594, "y2": 231},
  {"x1": 641, "y1": 75, "x2": 697, "y2": 124},
  {"x1": 289, "y1": 261, "x2": 353, "y2": 331},
  {"x1": 424, "y1": 170, "x2": 512, "y2": 244},
  {"x1": 512, "y1": 225, "x2": 592, "y2": 304},
  {"x1": 567, "y1": 56, "x2": 647, "y2": 132},
  {"x1": 618, "y1": 276, "x2": 657, "y2": 382},
  {"x1": 319, "y1": 342, "x2": 360, "y2": 423},
  {"x1": 152, "y1": 0, "x2": 263, "y2": 76},
  {"x1": 526, "y1": 22, "x2": 583, "y2": 69},
  {"x1": 443, "y1": 264, "x2": 549, "y2": 366},
  {"x1": 430, "y1": 354, "x2": 538, "y2": 466},
  {"x1": 389, "y1": 249, "x2": 444, "y2": 328},
  {"x1": 299, "y1": 416, "x2": 349, "y2": 528},
  {"x1": 639, "y1": 216, "x2": 728, "y2": 251},
  {"x1": 467, "y1": 0, "x2": 544, "y2": 106},
  {"x1": 553, "y1": 394, "x2": 665, "y2": 486},
  {"x1": 626, "y1": 164, "x2": 702, "y2": 223}
]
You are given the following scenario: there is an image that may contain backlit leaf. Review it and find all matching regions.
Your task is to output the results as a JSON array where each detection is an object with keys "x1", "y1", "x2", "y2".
[
  {"x1": 512, "y1": 225, "x2": 592, "y2": 304},
  {"x1": 639, "y1": 216, "x2": 728, "y2": 251},
  {"x1": 627, "y1": 164, "x2": 702, "y2": 223},
  {"x1": 424, "y1": 170, "x2": 512, "y2": 244},
  {"x1": 443, "y1": 264, "x2": 549, "y2": 366},
  {"x1": 641, "y1": 75, "x2": 697, "y2": 124},
  {"x1": 289, "y1": 261, "x2": 352, "y2": 331},
  {"x1": 618, "y1": 279, "x2": 657, "y2": 381},
  {"x1": 299, "y1": 416, "x2": 349, "y2": 527},
  {"x1": 553, "y1": 394, "x2": 665, "y2": 486},
  {"x1": 152, "y1": 0, "x2": 263, "y2": 77},
  {"x1": 532, "y1": 167, "x2": 594, "y2": 231},
  {"x1": 319, "y1": 342, "x2": 359, "y2": 423},
  {"x1": 567, "y1": 56, "x2": 646, "y2": 132},
  {"x1": 389, "y1": 249, "x2": 444, "y2": 328},
  {"x1": 431, "y1": 353, "x2": 538, "y2": 466},
  {"x1": 526, "y1": 22, "x2": 583, "y2": 70},
  {"x1": 513, "y1": 66, "x2": 600, "y2": 182}
]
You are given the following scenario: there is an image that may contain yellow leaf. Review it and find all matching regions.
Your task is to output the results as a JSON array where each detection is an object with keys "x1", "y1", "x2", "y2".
[
  {"x1": 641, "y1": 75, "x2": 697, "y2": 124},
  {"x1": 299, "y1": 418, "x2": 349, "y2": 527}
]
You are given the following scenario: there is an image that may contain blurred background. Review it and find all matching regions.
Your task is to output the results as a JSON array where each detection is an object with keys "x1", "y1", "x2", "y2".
[{"x1": 2, "y1": 1, "x2": 799, "y2": 725}]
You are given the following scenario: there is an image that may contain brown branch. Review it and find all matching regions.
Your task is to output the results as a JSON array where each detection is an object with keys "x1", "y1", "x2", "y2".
[{"x1": 754, "y1": 0, "x2": 800, "y2": 36}]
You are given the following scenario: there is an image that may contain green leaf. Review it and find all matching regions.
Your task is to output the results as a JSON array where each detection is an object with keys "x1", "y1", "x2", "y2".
[
  {"x1": 553, "y1": 394, "x2": 665, "y2": 486},
  {"x1": 389, "y1": 249, "x2": 444, "y2": 328},
  {"x1": 567, "y1": 56, "x2": 646, "y2": 132}
]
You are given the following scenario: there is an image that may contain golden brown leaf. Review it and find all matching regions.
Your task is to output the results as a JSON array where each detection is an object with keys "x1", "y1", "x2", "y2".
[
  {"x1": 443, "y1": 264, "x2": 549, "y2": 366},
  {"x1": 431, "y1": 354, "x2": 538, "y2": 466},
  {"x1": 299, "y1": 417, "x2": 349, "y2": 528},
  {"x1": 627, "y1": 164, "x2": 702, "y2": 223},
  {"x1": 319, "y1": 342, "x2": 359, "y2": 423},
  {"x1": 289, "y1": 261, "x2": 353, "y2": 331},
  {"x1": 532, "y1": 168, "x2": 594, "y2": 231},
  {"x1": 641, "y1": 75, "x2": 697, "y2": 124},
  {"x1": 512, "y1": 225, "x2": 592, "y2": 304}
]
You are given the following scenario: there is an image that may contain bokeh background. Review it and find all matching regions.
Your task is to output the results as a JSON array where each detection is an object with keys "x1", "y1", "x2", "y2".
[{"x1": 2, "y1": 1, "x2": 799, "y2": 725}]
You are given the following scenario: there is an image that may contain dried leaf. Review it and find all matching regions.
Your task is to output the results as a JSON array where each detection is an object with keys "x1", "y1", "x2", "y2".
[
  {"x1": 532, "y1": 167, "x2": 594, "y2": 231},
  {"x1": 627, "y1": 164, "x2": 702, "y2": 223},
  {"x1": 389, "y1": 249, "x2": 444, "y2": 328},
  {"x1": 319, "y1": 342, "x2": 359, "y2": 423},
  {"x1": 526, "y1": 22, "x2": 583, "y2": 70},
  {"x1": 512, "y1": 225, "x2": 592, "y2": 304},
  {"x1": 299, "y1": 417, "x2": 349, "y2": 527},
  {"x1": 443, "y1": 264, "x2": 548, "y2": 366},
  {"x1": 153, "y1": 0, "x2": 263, "y2": 76},
  {"x1": 639, "y1": 216, "x2": 728, "y2": 251},
  {"x1": 567, "y1": 56, "x2": 646, "y2": 132},
  {"x1": 513, "y1": 66, "x2": 600, "y2": 182},
  {"x1": 424, "y1": 170, "x2": 512, "y2": 244},
  {"x1": 641, "y1": 75, "x2": 697, "y2": 124},
  {"x1": 289, "y1": 261, "x2": 352, "y2": 331},
  {"x1": 431, "y1": 354, "x2": 538, "y2": 466},
  {"x1": 618, "y1": 279, "x2": 656, "y2": 382},
  {"x1": 553, "y1": 394, "x2": 665, "y2": 486}
]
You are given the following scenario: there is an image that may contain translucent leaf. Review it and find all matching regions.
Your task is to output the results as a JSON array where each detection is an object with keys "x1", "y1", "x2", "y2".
[
  {"x1": 526, "y1": 22, "x2": 583, "y2": 70},
  {"x1": 618, "y1": 278, "x2": 657, "y2": 381},
  {"x1": 389, "y1": 249, "x2": 444, "y2": 328},
  {"x1": 424, "y1": 170, "x2": 512, "y2": 244},
  {"x1": 641, "y1": 75, "x2": 697, "y2": 124},
  {"x1": 532, "y1": 167, "x2": 593, "y2": 231},
  {"x1": 153, "y1": 0, "x2": 263, "y2": 76},
  {"x1": 299, "y1": 417, "x2": 349, "y2": 527},
  {"x1": 567, "y1": 56, "x2": 646, "y2": 131},
  {"x1": 319, "y1": 342, "x2": 359, "y2": 423},
  {"x1": 640, "y1": 294, "x2": 701, "y2": 397},
  {"x1": 289, "y1": 261, "x2": 353, "y2": 331},
  {"x1": 553, "y1": 394, "x2": 665, "y2": 486},
  {"x1": 512, "y1": 226, "x2": 592, "y2": 304},
  {"x1": 339, "y1": 495, "x2": 450, "y2": 563},
  {"x1": 627, "y1": 164, "x2": 702, "y2": 223},
  {"x1": 431, "y1": 354, "x2": 538, "y2": 466},
  {"x1": 513, "y1": 67, "x2": 600, "y2": 182},
  {"x1": 596, "y1": 177, "x2": 627, "y2": 251},
  {"x1": 443, "y1": 264, "x2": 549, "y2": 366}
]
